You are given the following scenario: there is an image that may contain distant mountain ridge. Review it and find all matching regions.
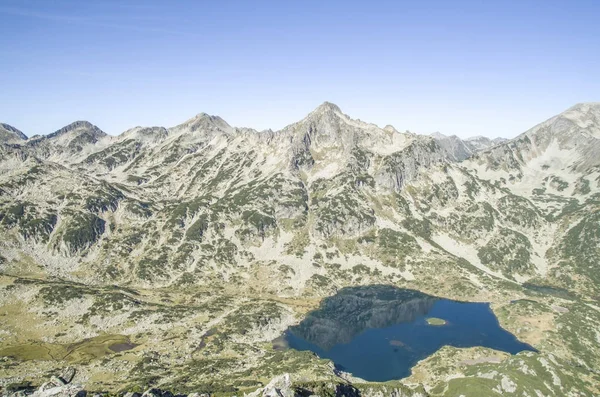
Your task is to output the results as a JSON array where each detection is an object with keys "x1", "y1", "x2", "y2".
[
  {"x1": 0, "y1": 100, "x2": 598, "y2": 292},
  {"x1": 1, "y1": 104, "x2": 505, "y2": 159},
  {"x1": 430, "y1": 132, "x2": 508, "y2": 161}
]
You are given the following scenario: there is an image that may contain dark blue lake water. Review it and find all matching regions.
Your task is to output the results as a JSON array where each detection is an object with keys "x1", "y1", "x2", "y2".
[{"x1": 278, "y1": 286, "x2": 535, "y2": 382}]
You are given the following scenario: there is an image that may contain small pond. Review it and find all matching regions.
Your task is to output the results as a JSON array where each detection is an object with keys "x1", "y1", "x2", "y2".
[
  {"x1": 276, "y1": 285, "x2": 536, "y2": 382},
  {"x1": 108, "y1": 342, "x2": 138, "y2": 352}
]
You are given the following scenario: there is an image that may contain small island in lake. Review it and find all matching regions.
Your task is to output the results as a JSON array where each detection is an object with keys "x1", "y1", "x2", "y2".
[{"x1": 426, "y1": 317, "x2": 447, "y2": 326}]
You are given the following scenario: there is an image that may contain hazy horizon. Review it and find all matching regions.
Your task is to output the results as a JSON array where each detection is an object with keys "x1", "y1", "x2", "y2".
[{"x1": 1, "y1": 0, "x2": 598, "y2": 139}]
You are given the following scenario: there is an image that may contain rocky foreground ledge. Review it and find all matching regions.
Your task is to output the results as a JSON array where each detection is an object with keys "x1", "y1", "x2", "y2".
[{"x1": 2, "y1": 370, "x2": 427, "y2": 397}]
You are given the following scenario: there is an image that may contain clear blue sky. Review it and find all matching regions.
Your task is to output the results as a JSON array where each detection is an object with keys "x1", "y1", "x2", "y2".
[{"x1": 1, "y1": 0, "x2": 598, "y2": 138}]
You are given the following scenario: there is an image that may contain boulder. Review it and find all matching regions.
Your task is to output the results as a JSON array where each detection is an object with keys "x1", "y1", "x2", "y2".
[
  {"x1": 58, "y1": 368, "x2": 76, "y2": 385},
  {"x1": 31, "y1": 384, "x2": 86, "y2": 397},
  {"x1": 245, "y1": 374, "x2": 295, "y2": 397}
]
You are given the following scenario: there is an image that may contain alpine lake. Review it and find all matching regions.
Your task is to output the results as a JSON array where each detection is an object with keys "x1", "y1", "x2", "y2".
[{"x1": 273, "y1": 285, "x2": 536, "y2": 382}]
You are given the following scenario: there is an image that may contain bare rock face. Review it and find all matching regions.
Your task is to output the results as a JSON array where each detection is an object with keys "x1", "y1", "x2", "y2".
[
  {"x1": 245, "y1": 373, "x2": 296, "y2": 397},
  {"x1": 30, "y1": 384, "x2": 85, "y2": 397},
  {"x1": 373, "y1": 138, "x2": 445, "y2": 191},
  {"x1": 58, "y1": 368, "x2": 76, "y2": 385},
  {"x1": 12, "y1": 369, "x2": 85, "y2": 397}
]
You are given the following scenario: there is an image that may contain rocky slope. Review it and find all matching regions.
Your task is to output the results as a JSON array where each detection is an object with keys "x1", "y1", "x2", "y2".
[
  {"x1": 5, "y1": 372, "x2": 427, "y2": 397},
  {"x1": 0, "y1": 124, "x2": 27, "y2": 144},
  {"x1": 1, "y1": 102, "x2": 599, "y2": 396}
]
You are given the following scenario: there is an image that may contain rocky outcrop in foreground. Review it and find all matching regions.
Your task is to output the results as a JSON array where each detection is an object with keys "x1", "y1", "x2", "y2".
[{"x1": 3, "y1": 372, "x2": 426, "y2": 397}]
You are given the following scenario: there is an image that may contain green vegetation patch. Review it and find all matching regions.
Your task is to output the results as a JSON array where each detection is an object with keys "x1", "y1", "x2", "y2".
[
  {"x1": 557, "y1": 210, "x2": 600, "y2": 287},
  {"x1": 497, "y1": 194, "x2": 541, "y2": 229},
  {"x1": 0, "y1": 200, "x2": 57, "y2": 242},
  {"x1": 38, "y1": 284, "x2": 90, "y2": 306},
  {"x1": 54, "y1": 211, "x2": 106, "y2": 254},
  {"x1": 362, "y1": 228, "x2": 420, "y2": 268},
  {"x1": 223, "y1": 301, "x2": 284, "y2": 336},
  {"x1": 478, "y1": 228, "x2": 534, "y2": 277},
  {"x1": 431, "y1": 202, "x2": 495, "y2": 241}
]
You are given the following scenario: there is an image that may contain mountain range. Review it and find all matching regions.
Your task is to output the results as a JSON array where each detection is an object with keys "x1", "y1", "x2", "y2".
[{"x1": 0, "y1": 102, "x2": 599, "y2": 396}]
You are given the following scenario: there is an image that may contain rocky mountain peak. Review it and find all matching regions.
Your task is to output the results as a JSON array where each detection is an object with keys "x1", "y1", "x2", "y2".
[
  {"x1": 312, "y1": 101, "x2": 343, "y2": 115},
  {"x1": 172, "y1": 112, "x2": 232, "y2": 134},
  {"x1": 430, "y1": 131, "x2": 452, "y2": 139},
  {"x1": 383, "y1": 125, "x2": 399, "y2": 133},
  {"x1": 465, "y1": 135, "x2": 486, "y2": 141},
  {"x1": 507, "y1": 102, "x2": 600, "y2": 149},
  {"x1": 298, "y1": 101, "x2": 346, "y2": 128},
  {"x1": 0, "y1": 122, "x2": 27, "y2": 143},
  {"x1": 564, "y1": 101, "x2": 600, "y2": 113},
  {"x1": 430, "y1": 132, "x2": 511, "y2": 161},
  {"x1": 120, "y1": 126, "x2": 169, "y2": 141},
  {"x1": 464, "y1": 136, "x2": 508, "y2": 151},
  {"x1": 46, "y1": 120, "x2": 106, "y2": 140},
  {"x1": 430, "y1": 132, "x2": 472, "y2": 161},
  {"x1": 553, "y1": 102, "x2": 600, "y2": 138},
  {"x1": 287, "y1": 101, "x2": 405, "y2": 159},
  {"x1": 15, "y1": 120, "x2": 110, "y2": 161}
]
